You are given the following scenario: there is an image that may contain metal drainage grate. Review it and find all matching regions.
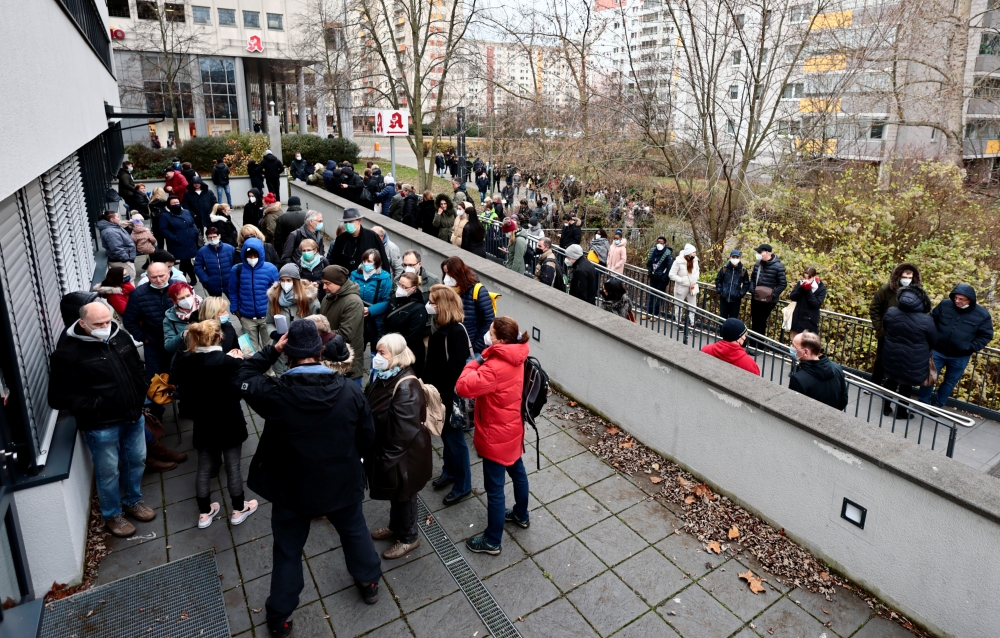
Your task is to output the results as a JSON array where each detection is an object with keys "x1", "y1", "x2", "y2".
[
  {"x1": 40, "y1": 549, "x2": 230, "y2": 638},
  {"x1": 417, "y1": 497, "x2": 521, "y2": 638}
]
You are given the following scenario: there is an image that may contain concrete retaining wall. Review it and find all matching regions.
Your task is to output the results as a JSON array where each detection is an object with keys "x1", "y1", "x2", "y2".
[
  {"x1": 291, "y1": 182, "x2": 1000, "y2": 638},
  {"x1": 119, "y1": 176, "x2": 289, "y2": 209}
]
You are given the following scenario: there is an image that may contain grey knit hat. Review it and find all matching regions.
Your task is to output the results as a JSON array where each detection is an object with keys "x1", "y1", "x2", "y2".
[
  {"x1": 565, "y1": 244, "x2": 584, "y2": 261},
  {"x1": 279, "y1": 263, "x2": 301, "y2": 280}
]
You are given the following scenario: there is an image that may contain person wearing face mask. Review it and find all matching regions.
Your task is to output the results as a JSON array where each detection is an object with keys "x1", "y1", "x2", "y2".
[
  {"x1": 455, "y1": 316, "x2": 532, "y2": 556},
  {"x1": 350, "y1": 249, "x2": 393, "y2": 366},
  {"x1": 371, "y1": 226, "x2": 404, "y2": 280},
  {"x1": 919, "y1": 284, "x2": 995, "y2": 408},
  {"x1": 159, "y1": 196, "x2": 201, "y2": 285},
  {"x1": 646, "y1": 237, "x2": 674, "y2": 316},
  {"x1": 162, "y1": 282, "x2": 203, "y2": 354},
  {"x1": 198, "y1": 296, "x2": 238, "y2": 352},
  {"x1": 607, "y1": 229, "x2": 628, "y2": 276},
  {"x1": 442, "y1": 256, "x2": 496, "y2": 352},
  {"x1": 701, "y1": 318, "x2": 760, "y2": 374},
  {"x1": 296, "y1": 238, "x2": 330, "y2": 296},
  {"x1": 49, "y1": 302, "x2": 154, "y2": 538},
  {"x1": 123, "y1": 262, "x2": 178, "y2": 375},
  {"x1": 148, "y1": 187, "x2": 170, "y2": 249},
  {"x1": 98, "y1": 210, "x2": 138, "y2": 280},
  {"x1": 326, "y1": 207, "x2": 388, "y2": 273},
  {"x1": 211, "y1": 157, "x2": 232, "y2": 206},
  {"x1": 238, "y1": 225, "x2": 280, "y2": 265},
  {"x1": 381, "y1": 273, "x2": 429, "y2": 377},
  {"x1": 365, "y1": 333, "x2": 432, "y2": 559},
  {"x1": 450, "y1": 201, "x2": 471, "y2": 247},
  {"x1": 93, "y1": 266, "x2": 135, "y2": 316},
  {"x1": 208, "y1": 203, "x2": 239, "y2": 246},
  {"x1": 401, "y1": 250, "x2": 440, "y2": 304},
  {"x1": 564, "y1": 244, "x2": 598, "y2": 304},
  {"x1": 587, "y1": 228, "x2": 610, "y2": 266},
  {"x1": 243, "y1": 188, "x2": 264, "y2": 229},
  {"x1": 788, "y1": 331, "x2": 848, "y2": 411},
  {"x1": 502, "y1": 217, "x2": 529, "y2": 275},
  {"x1": 788, "y1": 267, "x2": 827, "y2": 342},
  {"x1": 290, "y1": 152, "x2": 309, "y2": 182},
  {"x1": 282, "y1": 210, "x2": 325, "y2": 265},
  {"x1": 533, "y1": 237, "x2": 564, "y2": 290},
  {"x1": 880, "y1": 284, "x2": 936, "y2": 419},
  {"x1": 432, "y1": 193, "x2": 458, "y2": 242},
  {"x1": 260, "y1": 192, "x2": 283, "y2": 243},
  {"x1": 194, "y1": 227, "x2": 236, "y2": 297},
  {"x1": 229, "y1": 238, "x2": 281, "y2": 352},
  {"x1": 274, "y1": 196, "x2": 306, "y2": 258},
  {"x1": 117, "y1": 160, "x2": 138, "y2": 207},
  {"x1": 320, "y1": 265, "x2": 366, "y2": 385},
  {"x1": 714, "y1": 249, "x2": 750, "y2": 319},
  {"x1": 526, "y1": 216, "x2": 544, "y2": 241},
  {"x1": 868, "y1": 263, "x2": 921, "y2": 385},
  {"x1": 182, "y1": 176, "x2": 218, "y2": 231},
  {"x1": 748, "y1": 243, "x2": 787, "y2": 337},
  {"x1": 266, "y1": 265, "x2": 321, "y2": 374},
  {"x1": 558, "y1": 213, "x2": 582, "y2": 248},
  {"x1": 669, "y1": 244, "x2": 700, "y2": 324}
]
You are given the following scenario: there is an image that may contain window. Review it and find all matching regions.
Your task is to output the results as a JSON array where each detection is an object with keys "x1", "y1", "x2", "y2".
[
  {"x1": 789, "y1": 3, "x2": 811, "y2": 23},
  {"x1": 199, "y1": 58, "x2": 239, "y2": 121},
  {"x1": 781, "y1": 82, "x2": 804, "y2": 99},
  {"x1": 734, "y1": 14, "x2": 745, "y2": 28},
  {"x1": 140, "y1": 54, "x2": 193, "y2": 118},
  {"x1": 733, "y1": 51, "x2": 742, "y2": 65},
  {"x1": 974, "y1": 77, "x2": 1000, "y2": 98},
  {"x1": 777, "y1": 119, "x2": 801, "y2": 136},
  {"x1": 107, "y1": 0, "x2": 130, "y2": 18},
  {"x1": 981, "y1": 33, "x2": 1000, "y2": 56},
  {"x1": 267, "y1": 13, "x2": 284, "y2": 29},
  {"x1": 218, "y1": 8, "x2": 236, "y2": 26},
  {"x1": 726, "y1": 119, "x2": 735, "y2": 135},
  {"x1": 869, "y1": 120, "x2": 886, "y2": 139},
  {"x1": 965, "y1": 121, "x2": 1000, "y2": 139},
  {"x1": 244, "y1": 10, "x2": 260, "y2": 28},
  {"x1": 729, "y1": 85, "x2": 739, "y2": 99},
  {"x1": 192, "y1": 6, "x2": 211, "y2": 24},
  {"x1": 164, "y1": 2, "x2": 185, "y2": 22},
  {"x1": 137, "y1": 0, "x2": 157, "y2": 20}
]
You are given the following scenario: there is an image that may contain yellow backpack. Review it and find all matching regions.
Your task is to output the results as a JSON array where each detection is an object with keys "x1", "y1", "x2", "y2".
[{"x1": 472, "y1": 283, "x2": 501, "y2": 315}]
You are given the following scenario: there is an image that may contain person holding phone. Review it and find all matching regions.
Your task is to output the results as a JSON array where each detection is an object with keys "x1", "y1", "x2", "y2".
[{"x1": 266, "y1": 264, "x2": 320, "y2": 375}]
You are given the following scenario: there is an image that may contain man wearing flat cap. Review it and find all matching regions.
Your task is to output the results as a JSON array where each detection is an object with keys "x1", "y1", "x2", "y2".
[
  {"x1": 319, "y1": 265, "x2": 366, "y2": 385},
  {"x1": 325, "y1": 207, "x2": 388, "y2": 274},
  {"x1": 238, "y1": 320, "x2": 382, "y2": 637}
]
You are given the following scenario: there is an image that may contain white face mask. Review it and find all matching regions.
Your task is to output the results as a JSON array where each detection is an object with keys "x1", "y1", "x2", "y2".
[
  {"x1": 899, "y1": 277, "x2": 912, "y2": 287},
  {"x1": 249, "y1": 196, "x2": 256, "y2": 203},
  {"x1": 403, "y1": 265, "x2": 417, "y2": 274},
  {"x1": 371, "y1": 353, "x2": 390, "y2": 371},
  {"x1": 395, "y1": 286, "x2": 408, "y2": 297},
  {"x1": 614, "y1": 239, "x2": 622, "y2": 245},
  {"x1": 443, "y1": 275, "x2": 457, "y2": 287},
  {"x1": 656, "y1": 243, "x2": 665, "y2": 250},
  {"x1": 87, "y1": 323, "x2": 112, "y2": 341},
  {"x1": 565, "y1": 258, "x2": 573, "y2": 267},
  {"x1": 178, "y1": 297, "x2": 195, "y2": 309},
  {"x1": 594, "y1": 234, "x2": 601, "y2": 239},
  {"x1": 246, "y1": 257, "x2": 259, "y2": 267},
  {"x1": 425, "y1": 302, "x2": 437, "y2": 315},
  {"x1": 483, "y1": 331, "x2": 493, "y2": 347},
  {"x1": 280, "y1": 281, "x2": 294, "y2": 293},
  {"x1": 208, "y1": 238, "x2": 220, "y2": 246},
  {"x1": 730, "y1": 258, "x2": 740, "y2": 266},
  {"x1": 755, "y1": 253, "x2": 763, "y2": 261}
]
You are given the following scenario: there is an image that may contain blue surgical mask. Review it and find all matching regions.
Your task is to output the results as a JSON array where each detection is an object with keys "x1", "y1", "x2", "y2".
[
  {"x1": 345, "y1": 222, "x2": 356, "y2": 234},
  {"x1": 363, "y1": 263, "x2": 374, "y2": 273},
  {"x1": 788, "y1": 345, "x2": 798, "y2": 360},
  {"x1": 315, "y1": 222, "x2": 324, "y2": 232},
  {"x1": 123, "y1": 275, "x2": 131, "y2": 283},
  {"x1": 219, "y1": 314, "x2": 230, "y2": 324}
]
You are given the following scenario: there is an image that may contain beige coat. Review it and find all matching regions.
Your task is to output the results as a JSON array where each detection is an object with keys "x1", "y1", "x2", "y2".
[{"x1": 451, "y1": 213, "x2": 469, "y2": 247}]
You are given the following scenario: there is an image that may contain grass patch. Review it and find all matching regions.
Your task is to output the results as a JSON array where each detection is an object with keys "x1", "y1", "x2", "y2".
[{"x1": 356, "y1": 159, "x2": 483, "y2": 201}]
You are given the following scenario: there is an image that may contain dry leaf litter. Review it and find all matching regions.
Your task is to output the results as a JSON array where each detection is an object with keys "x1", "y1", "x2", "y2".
[
  {"x1": 46, "y1": 494, "x2": 111, "y2": 604},
  {"x1": 545, "y1": 391, "x2": 930, "y2": 637}
]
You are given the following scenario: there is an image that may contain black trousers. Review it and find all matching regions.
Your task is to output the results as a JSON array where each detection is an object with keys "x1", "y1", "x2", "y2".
[
  {"x1": 266, "y1": 179, "x2": 280, "y2": 201},
  {"x1": 265, "y1": 501, "x2": 382, "y2": 628},
  {"x1": 177, "y1": 258, "x2": 197, "y2": 284},
  {"x1": 388, "y1": 494, "x2": 418, "y2": 543},
  {"x1": 719, "y1": 298, "x2": 743, "y2": 320},
  {"x1": 870, "y1": 337, "x2": 885, "y2": 385},
  {"x1": 750, "y1": 300, "x2": 777, "y2": 336}
]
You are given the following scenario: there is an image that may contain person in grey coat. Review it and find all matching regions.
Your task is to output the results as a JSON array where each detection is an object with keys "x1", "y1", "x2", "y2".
[{"x1": 98, "y1": 211, "x2": 138, "y2": 279}]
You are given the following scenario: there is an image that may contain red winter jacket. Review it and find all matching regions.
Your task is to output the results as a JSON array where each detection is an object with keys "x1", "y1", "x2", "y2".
[
  {"x1": 165, "y1": 172, "x2": 188, "y2": 197},
  {"x1": 700, "y1": 340, "x2": 760, "y2": 375},
  {"x1": 455, "y1": 341, "x2": 529, "y2": 466}
]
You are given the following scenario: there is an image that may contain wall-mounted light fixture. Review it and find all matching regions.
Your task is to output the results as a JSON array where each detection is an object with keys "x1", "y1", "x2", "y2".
[
  {"x1": 841, "y1": 498, "x2": 867, "y2": 529},
  {"x1": 532, "y1": 327, "x2": 541, "y2": 342}
]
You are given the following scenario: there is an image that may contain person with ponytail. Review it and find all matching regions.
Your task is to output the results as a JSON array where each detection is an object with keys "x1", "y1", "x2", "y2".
[
  {"x1": 170, "y1": 320, "x2": 256, "y2": 529},
  {"x1": 455, "y1": 316, "x2": 531, "y2": 556}
]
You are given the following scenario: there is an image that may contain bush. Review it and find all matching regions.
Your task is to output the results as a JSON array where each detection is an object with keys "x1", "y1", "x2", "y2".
[
  {"x1": 177, "y1": 136, "x2": 230, "y2": 174},
  {"x1": 125, "y1": 144, "x2": 172, "y2": 179},
  {"x1": 221, "y1": 133, "x2": 269, "y2": 176},
  {"x1": 281, "y1": 135, "x2": 360, "y2": 168}
]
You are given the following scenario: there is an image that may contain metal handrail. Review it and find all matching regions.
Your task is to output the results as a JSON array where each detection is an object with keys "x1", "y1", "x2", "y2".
[{"x1": 480, "y1": 219, "x2": 972, "y2": 452}]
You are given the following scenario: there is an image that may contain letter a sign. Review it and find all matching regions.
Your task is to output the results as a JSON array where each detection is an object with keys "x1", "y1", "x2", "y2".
[
  {"x1": 375, "y1": 110, "x2": 409, "y2": 136},
  {"x1": 247, "y1": 35, "x2": 264, "y2": 52}
]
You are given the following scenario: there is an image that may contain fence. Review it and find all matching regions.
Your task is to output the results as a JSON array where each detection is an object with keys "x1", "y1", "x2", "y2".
[{"x1": 481, "y1": 218, "x2": 973, "y2": 456}]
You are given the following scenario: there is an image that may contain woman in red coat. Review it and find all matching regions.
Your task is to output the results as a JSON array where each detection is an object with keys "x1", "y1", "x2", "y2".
[
  {"x1": 455, "y1": 316, "x2": 530, "y2": 556},
  {"x1": 92, "y1": 266, "x2": 134, "y2": 316}
]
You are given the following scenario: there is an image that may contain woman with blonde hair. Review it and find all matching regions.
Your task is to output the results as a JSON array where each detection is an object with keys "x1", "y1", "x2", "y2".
[
  {"x1": 148, "y1": 186, "x2": 170, "y2": 249},
  {"x1": 365, "y1": 333, "x2": 432, "y2": 559},
  {"x1": 170, "y1": 320, "x2": 256, "y2": 529},
  {"x1": 208, "y1": 203, "x2": 239, "y2": 246},
  {"x1": 198, "y1": 296, "x2": 238, "y2": 352},
  {"x1": 266, "y1": 264, "x2": 320, "y2": 374},
  {"x1": 297, "y1": 237, "x2": 329, "y2": 294},
  {"x1": 421, "y1": 285, "x2": 473, "y2": 506}
]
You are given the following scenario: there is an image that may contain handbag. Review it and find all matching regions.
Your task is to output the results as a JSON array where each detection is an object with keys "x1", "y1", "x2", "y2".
[
  {"x1": 781, "y1": 301, "x2": 797, "y2": 331},
  {"x1": 146, "y1": 373, "x2": 175, "y2": 405},
  {"x1": 753, "y1": 286, "x2": 774, "y2": 302},
  {"x1": 923, "y1": 357, "x2": 939, "y2": 387}
]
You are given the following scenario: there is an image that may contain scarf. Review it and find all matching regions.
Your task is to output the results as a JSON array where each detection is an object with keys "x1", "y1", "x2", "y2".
[
  {"x1": 175, "y1": 294, "x2": 203, "y2": 320},
  {"x1": 376, "y1": 366, "x2": 403, "y2": 380},
  {"x1": 652, "y1": 247, "x2": 670, "y2": 271},
  {"x1": 301, "y1": 253, "x2": 322, "y2": 270},
  {"x1": 194, "y1": 346, "x2": 222, "y2": 353},
  {"x1": 278, "y1": 287, "x2": 297, "y2": 308}
]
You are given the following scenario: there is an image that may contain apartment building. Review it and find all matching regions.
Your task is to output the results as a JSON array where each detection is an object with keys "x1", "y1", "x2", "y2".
[{"x1": 465, "y1": 40, "x2": 575, "y2": 118}]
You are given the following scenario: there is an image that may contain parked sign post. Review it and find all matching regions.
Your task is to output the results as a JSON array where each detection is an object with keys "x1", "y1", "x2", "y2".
[{"x1": 375, "y1": 109, "x2": 409, "y2": 182}]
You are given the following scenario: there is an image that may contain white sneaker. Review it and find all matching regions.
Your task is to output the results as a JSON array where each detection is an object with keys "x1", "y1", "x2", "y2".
[
  {"x1": 198, "y1": 502, "x2": 220, "y2": 529},
  {"x1": 231, "y1": 499, "x2": 259, "y2": 525}
]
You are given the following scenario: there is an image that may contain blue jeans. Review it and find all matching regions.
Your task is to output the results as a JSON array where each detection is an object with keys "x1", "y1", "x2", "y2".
[
  {"x1": 216, "y1": 184, "x2": 232, "y2": 206},
  {"x1": 481, "y1": 457, "x2": 529, "y2": 546},
  {"x1": 918, "y1": 351, "x2": 971, "y2": 407},
  {"x1": 440, "y1": 426, "x2": 472, "y2": 496},
  {"x1": 83, "y1": 416, "x2": 147, "y2": 519}
]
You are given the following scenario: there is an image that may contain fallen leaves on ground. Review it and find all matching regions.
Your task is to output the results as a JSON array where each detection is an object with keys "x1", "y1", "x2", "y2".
[
  {"x1": 684, "y1": 495, "x2": 696, "y2": 504},
  {"x1": 650, "y1": 476, "x2": 664, "y2": 484},
  {"x1": 728, "y1": 525, "x2": 740, "y2": 539},
  {"x1": 706, "y1": 541, "x2": 722, "y2": 554},
  {"x1": 739, "y1": 570, "x2": 766, "y2": 594},
  {"x1": 45, "y1": 494, "x2": 110, "y2": 602},
  {"x1": 567, "y1": 401, "x2": 578, "y2": 407},
  {"x1": 605, "y1": 426, "x2": 620, "y2": 435}
]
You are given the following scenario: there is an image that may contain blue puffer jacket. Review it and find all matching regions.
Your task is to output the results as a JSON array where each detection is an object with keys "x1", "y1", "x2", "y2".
[
  {"x1": 322, "y1": 160, "x2": 338, "y2": 191},
  {"x1": 462, "y1": 283, "x2": 496, "y2": 353},
  {"x1": 122, "y1": 282, "x2": 174, "y2": 345},
  {"x1": 159, "y1": 205, "x2": 200, "y2": 260},
  {"x1": 350, "y1": 268, "x2": 392, "y2": 330},
  {"x1": 97, "y1": 219, "x2": 137, "y2": 262},
  {"x1": 228, "y1": 238, "x2": 279, "y2": 319},
  {"x1": 376, "y1": 184, "x2": 396, "y2": 212},
  {"x1": 194, "y1": 242, "x2": 236, "y2": 296}
]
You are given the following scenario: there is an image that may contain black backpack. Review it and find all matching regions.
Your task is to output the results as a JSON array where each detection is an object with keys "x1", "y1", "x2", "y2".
[{"x1": 522, "y1": 356, "x2": 549, "y2": 469}]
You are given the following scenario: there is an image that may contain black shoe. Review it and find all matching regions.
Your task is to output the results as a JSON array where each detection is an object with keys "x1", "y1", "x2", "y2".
[
  {"x1": 465, "y1": 534, "x2": 501, "y2": 555},
  {"x1": 895, "y1": 409, "x2": 914, "y2": 420},
  {"x1": 268, "y1": 620, "x2": 293, "y2": 638},
  {"x1": 882, "y1": 402, "x2": 893, "y2": 417},
  {"x1": 505, "y1": 509, "x2": 530, "y2": 529},
  {"x1": 358, "y1": 581, "x2": 379, "y2": 605},
  {"x1": 432, "y1": 475, "x2": 455, "y2": 490},
  {"x1": 443, "y1": 490, "x2": 473, "y2": 507}
]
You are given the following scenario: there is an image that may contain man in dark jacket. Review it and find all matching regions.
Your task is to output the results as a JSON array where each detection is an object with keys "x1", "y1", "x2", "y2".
[
  {"x1": 159, "y1": 196, "x2": 201, "y2": 284},
  {"x1": 919, "y1": 283, "x2": 995, "y2": 407},
  {"x1": 98, "y1": 211, "x2": 138, "y2": 279},
  {"x1": 193, "y1": 227, "x2": 236, "y2": 296},
  {"x1": 715, "y1": 249, "x2": 750, "y2": 319},
  {"x1": 238, "y1": 322, "x2": 382, "y2": 637},
  {"x1": 565, "y1": 244, "x2": 598, "y2": 304},
  {"x1": 180, "y1": 161, "x2": 198, "y2": 185},
  {"x1": 326, "y1": 208, "x2": 388, "y2": 273},
  {"x1": 320, "y1": 266, "x2": 366, "y2": 384},
  {"x1": 789, "y1": 331, "x2": 848, "y2": 410},
  {"x1": 399, "y1": 187, "x2": 420, "y2": 228},
  {"x1": 339, "y1": 164, "x2": 364, "y2": 204},
  {"x1": 868, "y1": 262, "x2": 920, "y2": 384},
  {"x1": 123, "y1": 262, "x2": 176, "y2": 375},
  {"x1": 243, "y1": 188, "x2": 264, "y2": 229},
  {"x1": 282, "y1": 211, "x2": 325, "y2": 264},
  {"x1": 646, "y1": 237, "x2": 673, "y2": 316},
  {"x1": 261, "y1": 149, "x2": 285, "y2": 201},
  {"x1": 559, "y1": 214, "x2": 582, "y2": 248},
  {"x1": 49, "y1": 302, "x2": 154, "y2": 538},
  {"x1": 211, "y1": 158, "x2": 231, "y2": 206},
  {"x1": 182, "y1": 176, "x2": 217, "y2": 230},
  {"x1": 117, "y1": 161, "x2": 138, "y2": 208},
  {"x1": 534, "y1": 238, "x2": 564, "y2": 290},
  {"x1": 273, "y1": 195, "x2": 306, "y2": 256},
  {"x1": 748, "y1": 243, "x2": 787, "y2": 336},
  {"x1": 289, "y1": 152, "x2": 309, "y2": 182}
]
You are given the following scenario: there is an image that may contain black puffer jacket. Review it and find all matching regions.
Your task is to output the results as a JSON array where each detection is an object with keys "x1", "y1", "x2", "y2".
[
  {"x1": 170, "y1": 350, "x2": 247, "y2": 450},
  {"x1": 261, "y1": 153, "x2": 284, "y2": 180},
  {"x1": 243, "y1": 188, "x2": 264, "y2": 228},
  {"x1": 364, "y1": 368, "x2": 432, "y2": 502},
  {"x1": 882, "y1": 286, "x2": 936, "y2": 386},
  {"x1": 789, "y1": 280, "x2": 827, "y2": 333},
  {"x1": 569, "y1": 258, "x2": 599, "y2": 305},
  {"x1": 930, "y1": 284, "x2": 994, "y2": 357},
  {"x1": 381, "y1": 292, "x2": 428, "y2": 377},
  {"x1": 421, "y1": 322, "x2": 472, "y2": 428},
  {"x1": 749, "y1": 255, "x2": 787, "y2": 301},
  {"x1": 789, "y1": 356, "x2": 847, "y2": 411}
]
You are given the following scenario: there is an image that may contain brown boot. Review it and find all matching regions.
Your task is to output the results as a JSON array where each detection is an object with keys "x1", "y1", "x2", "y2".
[
  {"x1": 382, "y1": 539, "x2": 420, "y2": 559},
  {"x1": 123, "y1": 502, "x2": 157, "y2": 522},
  {"x1": 106, "y1": 513, "x2": 136, "y2": 538},
  {"x1": 145, "y1": 457, "x2": 177, "y2": 472},
  {"x1": 148, "y1": 439, "x2": 188, "y2": 464}
]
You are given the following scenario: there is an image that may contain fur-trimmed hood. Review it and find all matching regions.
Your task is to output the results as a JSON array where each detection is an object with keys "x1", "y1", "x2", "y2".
[{"x1": 889, "y1": 262, "x2": 921, "y2": 292}]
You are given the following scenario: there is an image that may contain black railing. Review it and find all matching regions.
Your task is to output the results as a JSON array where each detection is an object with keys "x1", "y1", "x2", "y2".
[{"x1": 54, "y1": 0, "x2": 113, "y2": 74}]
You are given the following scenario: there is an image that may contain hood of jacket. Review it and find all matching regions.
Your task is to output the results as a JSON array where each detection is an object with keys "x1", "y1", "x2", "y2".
[
  {"x1": 482, "y1": 341, "x2": 530, "y2": 367},
  {"x1": 454, "y1": 182, "x2": 467, "y2": 193},
  {"x1": 325, "y1": 160, "x2": 338, "y2": 171},
  {"x1": 92, "y1": 284, "x2": 123, "y2": 296},
  {"x1": 247, "y1": 187, "x2": 263, "y2": 201},
  {"x1": 241, "y1": 237, "x2": 267, "y2": 269},
  {"x1": 97, "y1": 219, "x2": 124, "y2": 233},
  {"x1": 889, "y1": 262, "x2": 921, "y2": 291},
  {"x1": 589, "y1": 236, "x2": 609, "y2": 250},
  {"x1": 896, "y1": 286, "x2": 932, "y2": 313},
  {"x1": 66, "y1": 320, "x2": 121, "y2": 343},
  {"x1": 797, "y1": 355, "x2": 838, "y2": 381},
  {"x1": 371, "y1": 167, "x2": 382, "y2": 177},
  {"x1": 262, "y1": 154, "x2": 282, "y2": 167},
  {"x1": 263, "y1": 202, "x2": 282, "y2": 216},
  {"x1": 341, "y1": 166, "x2": 356, "y2": 178},
  {"x1": 434, "y1": 193, "x2": 455, "y2": 214},
  {"x1": 950, "y1": 283, "x2": 978, "y2": 307}
]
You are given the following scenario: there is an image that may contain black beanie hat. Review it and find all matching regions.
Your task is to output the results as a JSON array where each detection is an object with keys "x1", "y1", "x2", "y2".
[
  {"x1": 285, "y1": 320, "x2": 323, "y2": 359},
  {"x1": 322, "y1": 334, "x2": 350, "y2": 363},
  {"x1": 720, "y1": 318, "x2": 748, "y2": 342}
]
